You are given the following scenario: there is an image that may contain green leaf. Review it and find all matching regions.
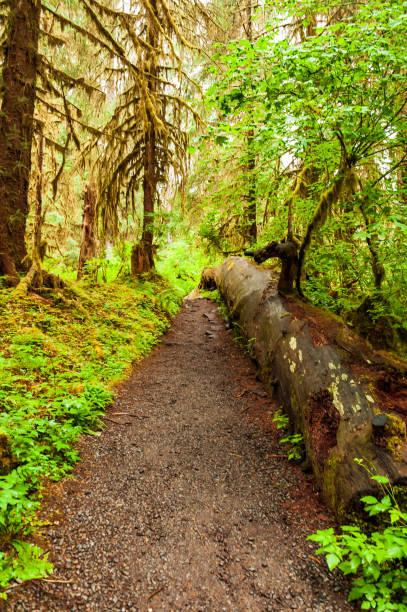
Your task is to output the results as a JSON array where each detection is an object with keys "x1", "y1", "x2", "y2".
[{"x1": 326, "y1": 553, "x2": 340, "y2": 571}]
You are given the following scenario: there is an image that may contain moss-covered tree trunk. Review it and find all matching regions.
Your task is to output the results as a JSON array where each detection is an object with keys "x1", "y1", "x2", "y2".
[
  {"x1": 205, "y1": 257, "x2": 407, "y2": 517},
  {"x1": 0, "y1": 0, "x2": 40, "y2": 281},
  {"x1": 77, "y1": 183, "x2": 98, "y2": 280},
  {"x1": 134, "y1": 125, "x2": 156, "y2": 275},
  {"x1": 131, "y1": 0, "x2": 158, "y2": 276}
]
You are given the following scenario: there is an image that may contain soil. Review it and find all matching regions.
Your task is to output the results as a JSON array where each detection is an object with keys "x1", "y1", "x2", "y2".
[{"x1": 5, "y1": 298, "x2": 353, "y2": 612}]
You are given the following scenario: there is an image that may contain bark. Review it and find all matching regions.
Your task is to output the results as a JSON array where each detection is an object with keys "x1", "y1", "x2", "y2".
[
  {"x1": 246, "y1": 130, "x2": 257, "y2": 244},
  {"x1": 0, "y1": 0, "x2": 41, "y2": 279},
  {"x1": 77, "y1": 183, "x2": 98, "y2": 280},
  {"x1": 131, "y1": 241, "x2": 155, "y2": 276},
  {"x1": 14, "y1": 132, "x2": 44, "y2": 295},
  {"x1": 138, "y1": 130, "x2": 156, "y2": 273},
  {"x1": 133, "y1": 0, "x2": 157, "y2": 275},
  {"x1": 359, "y1": 201, "x2": 385, "y2": 290},
  {"x1": 207, "y1": 257, "x2": 407, "y2": 517},
  {"x1": 131, "y1": 122, "x2": 156, "y2": 275}
]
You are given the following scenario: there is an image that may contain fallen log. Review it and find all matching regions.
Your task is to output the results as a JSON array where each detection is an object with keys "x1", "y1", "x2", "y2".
[{"x1": 204, "y1": 257, "x2": 407, "y2": 518}]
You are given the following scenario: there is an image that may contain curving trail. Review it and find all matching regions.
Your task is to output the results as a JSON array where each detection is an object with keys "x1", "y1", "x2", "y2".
[{"x1": 6, "y1": 298, "x2": 353, "y2": 612}]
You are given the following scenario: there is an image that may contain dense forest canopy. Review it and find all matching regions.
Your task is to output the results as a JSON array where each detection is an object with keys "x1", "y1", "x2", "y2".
[{"x1": 0, "y1": 0, "x2": 405, "y2": 353}]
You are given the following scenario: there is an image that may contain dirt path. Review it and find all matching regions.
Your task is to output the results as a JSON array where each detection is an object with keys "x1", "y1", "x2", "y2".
[{"x1": 6, "y1": 298, "x2": 353, "y2": 612}]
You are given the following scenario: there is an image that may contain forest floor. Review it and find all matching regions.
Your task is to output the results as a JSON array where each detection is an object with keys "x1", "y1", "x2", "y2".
[{"x1": 5, "y1": 298, "x2": 354, "y2": 612}]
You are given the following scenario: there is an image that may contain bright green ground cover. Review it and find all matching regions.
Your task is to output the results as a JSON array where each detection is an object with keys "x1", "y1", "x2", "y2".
[{"x1": 0, "y1": 241, "x2": 212, "y2": 597}]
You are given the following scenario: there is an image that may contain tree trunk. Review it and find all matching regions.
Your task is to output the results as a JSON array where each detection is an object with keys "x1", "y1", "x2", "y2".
[
  {"x1": 132, "y1": 0, "x2": 157, "y2": 276},
  {"x1": 206, "y1": 257, "x2": 407, "y2": 517},
  {"x1": 77, "y1": 183, "x2": 98, "y2": 280},
  {"x1": 245, "y1": 1, "x2": 257, "y2": 244},
  {"x1": 14, "y1": 132, "x2": 44, "y2": 295},
  {"x1": 131, "y1": 120, "x2": 156, "y2": 276},
  {"x1": 139, "y1": 127, "x2": 156, "y2": 273},
  {"x1": 0, "y1": 0, "x2": 40, "y2": 280},
  {"x1": 359, "y1": 200, "x2": 385, "y2": 290},
  {"x1": 246, "y1": 129, "x2": 257, "y2": 244}
]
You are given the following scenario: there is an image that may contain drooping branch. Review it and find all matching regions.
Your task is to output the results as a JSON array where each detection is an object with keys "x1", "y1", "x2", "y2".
[
  {"x1": 296, "y1": 161, "x2": 357, "y2": 295},
  {"x1": 284, "y1": 164, "x2": 315, "y2": 241}
]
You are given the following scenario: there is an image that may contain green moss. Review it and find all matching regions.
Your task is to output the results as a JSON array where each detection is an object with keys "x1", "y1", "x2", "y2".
[
  {"x1": 321, "y1": 451, "x2": 343, "y2": 517},
  {"x1": 376, "y1": 414, "x2": 406, "y2": 461}
]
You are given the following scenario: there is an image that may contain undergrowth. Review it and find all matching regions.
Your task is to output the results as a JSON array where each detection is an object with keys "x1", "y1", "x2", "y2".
[
  {"x1": 0, "y1": 241, "x2": 211, "y2": 598},
  {"x1": 310, "y1": 459, "x2": 407, "y2": 611}
]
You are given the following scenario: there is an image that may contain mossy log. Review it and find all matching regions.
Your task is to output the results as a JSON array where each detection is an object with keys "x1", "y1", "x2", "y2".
[{"x1": 209, "y1": 257, "x2": 407, "y2": 518}]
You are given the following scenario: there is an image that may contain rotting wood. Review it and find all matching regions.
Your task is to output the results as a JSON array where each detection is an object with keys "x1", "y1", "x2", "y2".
[{"x1": 205, "y1": 257, "x2": 407, "y2": 518}]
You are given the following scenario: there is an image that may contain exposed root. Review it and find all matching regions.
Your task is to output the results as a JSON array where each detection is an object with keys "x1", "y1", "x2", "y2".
[{"x1": 13, "y1": 265, "x2": 65, "y2": 298}]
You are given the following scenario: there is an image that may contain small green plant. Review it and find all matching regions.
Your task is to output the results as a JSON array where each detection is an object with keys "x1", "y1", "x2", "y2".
[
  {"x1": 272, "y1": 408, "x2": 289, "y2": 430},
  {"x1": 245, "y1": 337, "x2": 256, "y2": 356},
  {"x1": 272, "y1": 409, "x2": 304, "y2": 461},
  {"x1": 308, "y1": 458, "x2": 407, "y2": 611},
  {"x1": 0, "y1": 472, "x2": 37, "y2": 536},
  {"x1": 0, "y1": 541, "x2": 53, "y2": 599},
  {"x1": 280, "y1": 433, "x2": 304, "y2": 461}
]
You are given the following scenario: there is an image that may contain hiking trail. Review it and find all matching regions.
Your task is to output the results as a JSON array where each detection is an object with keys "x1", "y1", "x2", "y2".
[{"x1": 6, "y1": 298, "x2": 352, "y2": 611}]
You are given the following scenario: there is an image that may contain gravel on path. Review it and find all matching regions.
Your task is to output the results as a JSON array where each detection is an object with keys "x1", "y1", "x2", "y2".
[{"x1": 5, "y1": 298, "x2": 354, "y2": 612}]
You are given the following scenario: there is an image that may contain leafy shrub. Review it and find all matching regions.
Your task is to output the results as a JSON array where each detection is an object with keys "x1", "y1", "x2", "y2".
[
  {"x1": 272, "y1": 409, "x2": 304, "y2": 461},
  {"x1": 309, "y1": 459, "x2": 407, "y2": 611}
]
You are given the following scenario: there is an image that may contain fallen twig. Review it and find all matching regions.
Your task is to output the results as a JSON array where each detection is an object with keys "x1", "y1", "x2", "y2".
[
  {"x1": 241, "y1": 406, "x2": 251, "y2": 413},
  {"x1": 308, "y1": 554, "x2": 322, "y2": 566},
  {"x1": 111, "y1": 412, "x2": 149, "y2": 419},
  {"x1": 104, "y1": 417, "x2": 131, "y2": 425},
  {"x1": 40, "y1": 578, "x2": 74, "y2": 584},
  {"x1": 147, "y1": 585, "x2": 164, "y2": 601}
]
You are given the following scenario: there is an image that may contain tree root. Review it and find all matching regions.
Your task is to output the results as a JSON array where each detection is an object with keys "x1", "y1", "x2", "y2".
[{"x1": 13, "y1": 264, "x2": 65, "y2": 298}]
